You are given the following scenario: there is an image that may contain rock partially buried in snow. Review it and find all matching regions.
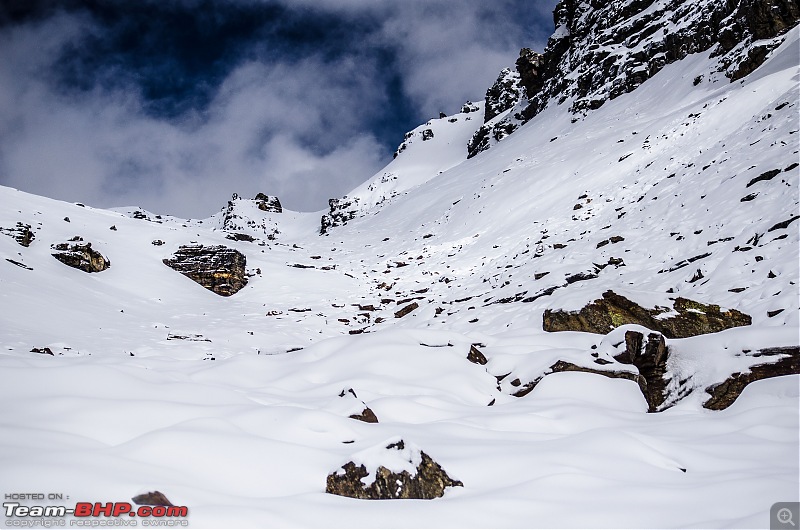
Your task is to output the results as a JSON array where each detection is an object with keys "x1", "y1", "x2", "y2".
[
  {"x1": 162, "y1": 244, "x2": 248, "y2": 297},
  {"x1": 542, "y1": 290, "x2": 751, "y2": 338},
  {"x1": 51, "y1": 239, "x2": 110, "y2": 273},
  {"x1": 1, "y1": 222, "x2": 35, "y2": 247},
  {"x1": 326, "y1": 439, "x2": 462, "y2": 500},
  {"x1": 703, "y1": 346, "x2": 800, "y2": 410},
  {"x1": 132, "y1": 491, "x2": 173, "y2": 506}
]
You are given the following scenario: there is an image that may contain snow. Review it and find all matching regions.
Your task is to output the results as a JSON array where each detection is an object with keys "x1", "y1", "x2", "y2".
[{"x1": 0, "y1": 23, "x2": 798, "y2": 530}]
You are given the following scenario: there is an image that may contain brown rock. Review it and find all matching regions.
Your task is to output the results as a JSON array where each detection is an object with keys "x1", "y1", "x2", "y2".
[
  {"x1": 326, "y1": 440, "x2": 462, "y2": 500},
  {"x1": 51, "y1": 240, "x2": 110, "y2": 273},
  {"x1": 542, "y1": 290, "x2": 751, "y2": 338},
  {"x1": 132, "y1": 491, "x2": 173, "y2": 506},
  {"x1": 703, "y1": 347, "x2": 800, "y2": 410},
  {"x1": 163, "y1": 245, "x2": 248, "y2": 296},
  {"x1": 394, "y1": 302, "x2": 419, "y2": 319}
]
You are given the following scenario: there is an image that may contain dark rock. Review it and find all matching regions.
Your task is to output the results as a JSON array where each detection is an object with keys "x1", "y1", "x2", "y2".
[
  {"x1": 152, "y1": 240, "x2": 165, "y2": 246},
  {"x1": 467, "y1": 344, "x2": 488, "y2": 365},
  {"x1": 767, "y1": 215, "x2": 800, "y2": 232},
  {"x1": 349, "y1": 407, "x2": 379, "y2": 423},
  {"x1": 620, "y1": 331, "x2": 670, "y2": 412},
  {"x1": 326, "y1": 440, "x2": 462, "y2": 500},
  {"x1": 510, "y1": 359, "x2": 644, "y2": 398},
  {"x1": 461, "y1": 101, "x2": 480, "y2": 113},
  {"x1": 484, "y1": 67, "x2": 524, "y2": 122},
  {"x1": 704, "y1": 347, "x2": 800, "y2": 410},
  {"x1": 746, "y1": 168, "x2": 781, "y2": 187},
  {"x1": 1, "y1": 222, "x2": 35, "y2": 247},
  {"x1": 163, "y1": 245, "x2": 248, "y2": 296},
  {"x1": 421, "y1": 129, "x2": 434, "y2": 141},
  {"x1": 515, "y1": 48, "x2": 545, "y2": 101},
  {"x1": 394, "y1": 302, "x2": 419, "y2": 319},
  {"x1": 320, "y1": 197, "x2": 360, "y2": 235},
  {"x1": 51, "y1": 240, "x2": 110, "y2": 273},
  {"x1": 31, "y1": 347, "x2": 54, "y2": 356},
  {"x1": 132, "y1": 491, "x2": 173, "y2": 506},
  {"x1": 6, "y1": 258, "x2": 32, "y2": 270},
  {"x1": 254, "y1": 193, "x2": 282, "y2": 213},
  {"x1": 543, "y1": 290, "x2": 751, "y2": 338},
  {"x1": 226, "y1": 233, "x2": 256, "y2": 242}
]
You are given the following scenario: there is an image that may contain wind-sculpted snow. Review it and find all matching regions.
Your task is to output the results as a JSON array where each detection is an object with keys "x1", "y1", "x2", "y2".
[{"x1": 0, "y1": 21, "x2": 798, "y2": 530}]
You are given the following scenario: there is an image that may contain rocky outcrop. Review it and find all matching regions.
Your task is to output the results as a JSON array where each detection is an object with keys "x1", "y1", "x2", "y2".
[
  {"x1": 525, "y1": 0, "x2": 798, "y2": 118},
  {"x1": 542, "y1": 291, "x2": 751, "y2": 338},
  {"x1": 703, "y1": 346, "x2": 800, "y2": 410},
  {"x1": 326, "y1": 439, "x2": 462, "y2": 500},
  {"x1": 1, "y1": 222, "x2": 35, "y2": 247},
  {"x1": 483, "y1": 67, "x2": 523, "y2": 123},
  {"x1": 221, "y1": 193, "x2": 281, "y2": 240},
  {"x1": 619, "y1": 330, "x2": 671, "y2": 412},
  {"x1": 51, "y1": 238, "x2": 110, "y2": 273},
  {"x1": 254, "y1": 193, "x2": 282, "y2": 213},
  {"x1": 320, "y1": 197, "x2": 360, "y2": 235},
  {"x1": 469, "y1": 0, "x2": 799, "y2": 158},
  {"x1": 163, "y1": 245, "x2": 248, "y2": 296}
]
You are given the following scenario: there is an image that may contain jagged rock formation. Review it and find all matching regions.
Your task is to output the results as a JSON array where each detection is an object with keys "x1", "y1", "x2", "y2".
[
  {"x1": 51, "y1": 238, "x2": 110, "y2": 273},
  {"x1": 254, "y1": 193, "x2": 282, "y2": 213},
  {"x1": 163, "y1": 245, "x2": 248, "y2": 296},
  {"x1": 525, "y1": 0, "x2": 799, "y2": 118},
  {"x1": 484, "y1": 68, "x2": 523, "y2": 123},
  {"x1": 619, "y1": 330, "x2": 670, "y2": 412},
  {"x1": 220, "y1": 193, "x2": 282, "y2": 241},
  {"x1": 469, "y1": 0, "x2": 800, "y2": 158},
  {"x1": 1, "y1": 222, "x2": 35, "y2": 247},
  {"x1": 326, "y1": 439, "x2": 462, "y2": 500},
  {"x1": 467, "y1": 67, "x2": 525, "y2": 158},
  {"x1": 542, "y1": 290, "x2": 751, "y2": 338},
  {"x1": 320, "y1": 197, "x2": 360, "y2": 235}
]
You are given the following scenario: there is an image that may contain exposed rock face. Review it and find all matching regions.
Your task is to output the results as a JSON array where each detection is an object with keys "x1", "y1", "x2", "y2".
[
  {"x1": 533, "y1": 0, "x2": 798, "y2": 117},
  {"x1": 254, "y1": 193, "x2": 282, "y2": 213},
  {"x1": 51, "y1": 239, "x2": 110, "y2": 273},
  {"x1": 703, "y1": 346, "x2": 800, "y2": 410},
  {"x1": 1, "y1": 222, "x2": 35, "y2": 247},
  {"x1": 470, "y1": 0, "x2": 799, "y2": 158},
  {"x1": 326, "y1": 439, "x2": 462, "y2": 500},
  {"x1": 483, "y1": 67, "x2": 524, "y2": 123},
  {"x1": 619, "y1": 330, "x2": 670, "y2": 412},
  {"x1": 542, "y1": 290, "x2": 751, "y2": 338},
  {"x1": 320, "y1": 197, "x2": 360, "y2": 235},
  {"x1": 163, "y1": 245, "x2": 248, "y2": 296}
]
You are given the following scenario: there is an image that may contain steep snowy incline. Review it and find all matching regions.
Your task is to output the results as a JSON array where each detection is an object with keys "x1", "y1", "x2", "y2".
[{"x1": 321, "y1": 29, "x2": 799, "y2": 337}]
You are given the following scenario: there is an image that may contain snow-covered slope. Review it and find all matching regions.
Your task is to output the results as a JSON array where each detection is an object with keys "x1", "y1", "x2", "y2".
[{"x1": 1, "y1": 13, "x2": 798, "y2": 530}]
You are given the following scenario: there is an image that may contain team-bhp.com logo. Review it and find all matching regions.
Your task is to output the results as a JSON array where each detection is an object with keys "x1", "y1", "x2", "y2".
[{"x1": 4, "y1": 493, "x2": 188, "y2": 527}]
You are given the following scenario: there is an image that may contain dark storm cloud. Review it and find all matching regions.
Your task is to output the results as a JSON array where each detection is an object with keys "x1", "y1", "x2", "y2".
[{"x1": 0, "y1": 0, "x2": 558, "y2": 218}]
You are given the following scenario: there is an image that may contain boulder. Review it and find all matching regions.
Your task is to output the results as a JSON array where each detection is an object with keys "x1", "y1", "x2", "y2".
[
  {"x1": 131, "y1": 491, "x2": 173, "y2": 506},
  {"x1": 254, "y1": 193, "x2": 282, "y2": 213},
  {"x1": 542, "y1": 290, "x2": 751, "y2": 338},
  {"x1": 51, "y1": 240, "x2": 110, "y2": 273},
  {"x1": 163, "y1": 245, "x2": 248, "y2": 296},
  {"x1": 326, "y1": 439, "x2": 462, "y2": 500}
]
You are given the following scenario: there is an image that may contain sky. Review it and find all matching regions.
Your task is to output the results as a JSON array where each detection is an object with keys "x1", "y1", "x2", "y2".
[{"x1": 0, "y1": 0, "x2": 558, "y2": 218}]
